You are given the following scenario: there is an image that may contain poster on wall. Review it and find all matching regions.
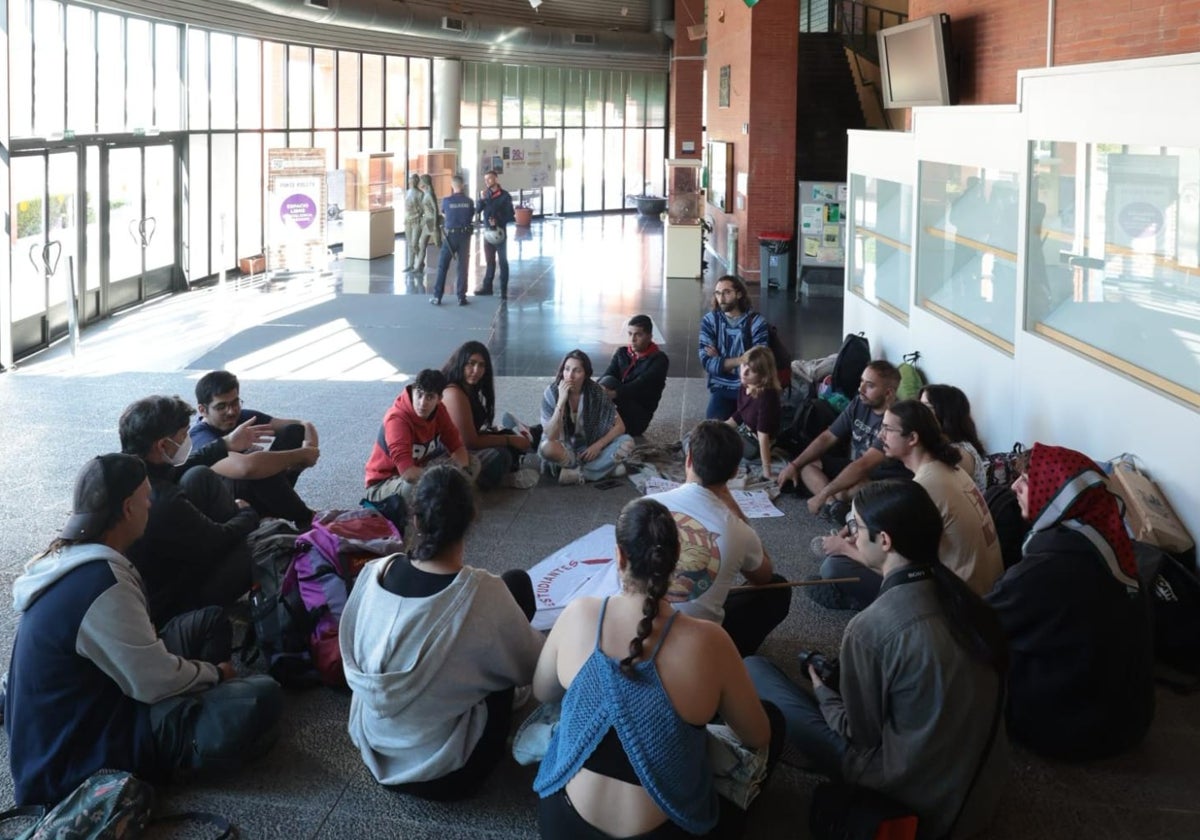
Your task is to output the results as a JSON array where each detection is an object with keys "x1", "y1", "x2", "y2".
[
  {"x1": 267, "y1": 149, "x2": 328, "y2": 274},
  {"x1": 1106, "y1": 153, "x2": 1178, "y2": 283},
  {"x1": 475, "y1": 139, "x2": 558, "y2": 191}
]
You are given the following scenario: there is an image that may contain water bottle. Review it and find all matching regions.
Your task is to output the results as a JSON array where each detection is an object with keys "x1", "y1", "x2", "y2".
[{"x1": 249, "y1": 584, "x2": 281, "y2": 657}]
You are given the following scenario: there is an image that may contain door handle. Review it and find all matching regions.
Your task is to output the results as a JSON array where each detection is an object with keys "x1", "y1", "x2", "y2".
[
  {"x1": 141, "y1": 216, "x2": 157, "y2": 247},
  {"x1": 28, "y1": 241, "x2": 62, "y2": 275}
]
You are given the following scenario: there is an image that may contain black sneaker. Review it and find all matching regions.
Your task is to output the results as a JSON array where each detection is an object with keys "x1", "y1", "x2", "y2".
[{"x1": 820, "y1": 499, "x2": 852, "y2": 525}]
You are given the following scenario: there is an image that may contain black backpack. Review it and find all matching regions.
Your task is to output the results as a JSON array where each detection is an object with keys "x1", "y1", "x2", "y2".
[
  {"x1": 830, "y1": 333, "x2": 870, "y2": 397},
  {"x1": 741, "y1": 313, "x2": 794, "y2": 390},
  {"x1": 1134, "y1": 541, "x2": 1200, "y2": 690},
  {"x1": 984, "y1": 484, "x2": 1029, "y2": 570},
  {"x1": 777, "y1": 396, "x2": 839, "y2": 458}
]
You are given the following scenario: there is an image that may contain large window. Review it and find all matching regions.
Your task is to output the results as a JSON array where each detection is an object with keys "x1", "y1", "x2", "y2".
[
  {"x1": 1027, "y1": 141, "x2": 1200, "y2": 407},
  {"x1": 460, "y1": 62, "x2": 667, "y2": 214},
  {"x1": 916, "y1": 162, "x2": 1020, "y2": 352},
  {"x1": 849, "y1": 174, "x2": 913, "y2": 322}
]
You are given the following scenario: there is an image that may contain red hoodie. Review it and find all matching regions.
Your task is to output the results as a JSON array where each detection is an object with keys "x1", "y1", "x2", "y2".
[{"x1": 365, "y1": 386, "x2": 464, "y2": 486}]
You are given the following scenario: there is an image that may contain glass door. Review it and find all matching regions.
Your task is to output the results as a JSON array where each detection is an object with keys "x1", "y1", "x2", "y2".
[
  {"x1": 104, "y1": 141, "x2": 179, "y2": 311},
  {"x1": 9, "y1": 150, "x2": 81, "y2": 358}
]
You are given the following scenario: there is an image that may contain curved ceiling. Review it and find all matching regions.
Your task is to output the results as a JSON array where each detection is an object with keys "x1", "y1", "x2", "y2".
[{"x1": 88, "y1": 0, "x2": 673, "y2": 71}]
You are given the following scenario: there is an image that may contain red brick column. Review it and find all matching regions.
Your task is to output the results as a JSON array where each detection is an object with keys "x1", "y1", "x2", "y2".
[{"x1": 670, "y1": 0, "x2": 706, "y2": 160}]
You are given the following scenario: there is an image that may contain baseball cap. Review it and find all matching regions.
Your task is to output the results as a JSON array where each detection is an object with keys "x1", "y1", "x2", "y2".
[{"x1": 60, "y1": 454, "x2": 148, "y2": 541}]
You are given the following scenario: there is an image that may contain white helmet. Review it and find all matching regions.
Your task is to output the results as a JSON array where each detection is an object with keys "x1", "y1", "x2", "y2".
[{"x1": 483, "y1": 227, "x2": 505, "y2": 245}]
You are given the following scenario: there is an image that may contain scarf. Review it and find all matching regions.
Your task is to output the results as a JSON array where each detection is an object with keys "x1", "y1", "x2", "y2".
[
  {"x1": 619, "y1": 342, "x2": 660, "y2": 382},
  {"x1": 1023, "y1": 443, "x2": 1138, "y2": 591}
]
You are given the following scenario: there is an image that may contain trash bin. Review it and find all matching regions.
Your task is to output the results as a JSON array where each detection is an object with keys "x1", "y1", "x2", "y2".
[{"x1": 759, "y1": 231, "x2": 794, "y2": 289}]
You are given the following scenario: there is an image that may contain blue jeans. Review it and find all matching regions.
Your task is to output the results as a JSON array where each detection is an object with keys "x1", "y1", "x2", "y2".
[
  {"x1": 434, "y1": 231, "x2": 472, "y2": 302},
  {"x1": 542, "y1": 434, "x2": 634, "y2": 481},
  {"x1": 744, "y1": 656, "x2": 847, "y2": 777},
  {"x1": 706, "y1": 386, "x2": 740, "y2": 420}
]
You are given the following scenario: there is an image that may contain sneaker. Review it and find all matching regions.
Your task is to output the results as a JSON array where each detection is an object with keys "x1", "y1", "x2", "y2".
[
  {"x1": 820, "y1": 499, "x2": 851, "y2": 525},
  {"x1": 810, "y1": 535, "x2": 829, "y2": 559},
  {"x1": 611, "y1": 464, "x2": 627, "y2": 477},
  {"x1": 502, "y1": 468, "x2": 539, "y2": 489},
  {"x1": 558, "y1": 467, "x2": 584, "y2": 486},
  {"x1": 429, "y1": 297, "x2": 441, "y2": 305}
]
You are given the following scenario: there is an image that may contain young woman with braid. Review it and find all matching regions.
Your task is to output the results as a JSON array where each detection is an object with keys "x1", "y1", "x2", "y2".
[
  {"x1": 340, "y1": 466, "x2": 543, "y2": 800},
  {"x1": 533, "y1": 497, "x2": 783, "y2": 838}
]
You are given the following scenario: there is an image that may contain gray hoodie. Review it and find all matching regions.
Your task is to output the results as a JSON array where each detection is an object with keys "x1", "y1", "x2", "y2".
[{"x1": 340, "y1": 559, "x2": 543, "y2": 784}]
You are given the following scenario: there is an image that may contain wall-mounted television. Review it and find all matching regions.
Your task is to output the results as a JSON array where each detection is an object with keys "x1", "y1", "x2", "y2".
[{"x1": 877, "y1": 14, "x2": 957, "y2": 109}]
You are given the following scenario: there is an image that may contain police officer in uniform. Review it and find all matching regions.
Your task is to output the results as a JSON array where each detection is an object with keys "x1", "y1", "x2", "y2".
[{"x1": 432, "y1": 175, "x2": 476, "y2": 306}]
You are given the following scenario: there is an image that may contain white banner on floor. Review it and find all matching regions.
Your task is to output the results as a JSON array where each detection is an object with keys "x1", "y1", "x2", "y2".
[{"x1": 529, "y1": 525, "x2": 619, "y2": 631}]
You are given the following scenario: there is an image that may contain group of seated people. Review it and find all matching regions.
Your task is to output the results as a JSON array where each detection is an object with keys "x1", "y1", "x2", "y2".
[{"x1": 2, "y1": 313, "x2": 1160, "y2": 840}]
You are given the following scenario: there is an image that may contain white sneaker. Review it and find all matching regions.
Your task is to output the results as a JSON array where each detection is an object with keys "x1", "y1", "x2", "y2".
[
  {"x1": 502, "y1": 468, "x2": 540, "y2": 489},
  {"x1": 558, "y1": 468, "x2": 585, "y2": 486},
  {"x1": 611, "y1": 464, "x2": 627, "y2": 477}
]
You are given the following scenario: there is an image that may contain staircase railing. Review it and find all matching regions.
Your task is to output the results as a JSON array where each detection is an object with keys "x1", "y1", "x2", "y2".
[
  {"x1": 833, "y1": 0, "x2": 907, "y2": 63},
  {"x1": 799, "y1": 0, "x2": 834, "y2": 33}
]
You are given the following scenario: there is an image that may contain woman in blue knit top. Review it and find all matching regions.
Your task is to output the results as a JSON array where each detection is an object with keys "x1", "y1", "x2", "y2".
[{"x1": 532, "y1": 497, "x2": 778, "y2": 838}]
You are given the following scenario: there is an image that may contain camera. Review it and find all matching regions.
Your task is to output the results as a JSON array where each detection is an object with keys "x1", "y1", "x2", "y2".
[{"x1": 797, "y1": 649, "x2": 841, "y2": 691}]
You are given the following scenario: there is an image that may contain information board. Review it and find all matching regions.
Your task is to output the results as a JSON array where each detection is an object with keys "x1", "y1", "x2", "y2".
[{"x1": 476, "y1": 139, "x2": 558, "y2": 191}]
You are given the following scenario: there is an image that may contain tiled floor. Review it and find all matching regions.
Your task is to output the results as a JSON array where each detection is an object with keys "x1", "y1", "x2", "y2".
[{"x1": 4, "y1": 214, "x2": 1198, "y2": 839}]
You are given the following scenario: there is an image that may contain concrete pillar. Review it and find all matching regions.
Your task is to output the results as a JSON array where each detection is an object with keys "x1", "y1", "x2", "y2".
[{"x1": 432, "y1": 58, "x2": 462, "y2": 151}]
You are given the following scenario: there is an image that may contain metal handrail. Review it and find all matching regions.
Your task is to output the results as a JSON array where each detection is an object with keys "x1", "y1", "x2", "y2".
[{"x1": 832, "y1": 0, "x2": 907, "y2": 64}]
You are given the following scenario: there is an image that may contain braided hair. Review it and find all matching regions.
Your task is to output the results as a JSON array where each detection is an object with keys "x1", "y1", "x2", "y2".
[
  {"x1": 615, "y1": 498, "x2": 681, "y2": 677},
  {"x1": 411, "y1": 465, "x2": 476, "y2": 562}
]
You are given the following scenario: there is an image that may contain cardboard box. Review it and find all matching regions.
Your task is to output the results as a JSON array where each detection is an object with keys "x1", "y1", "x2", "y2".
[
  {"x1": 239, "y1": 255, "x2": 266, "y2": 275},
  {"x1": 1109, "y1": 460, "x2": 1195, "y2": 554}
]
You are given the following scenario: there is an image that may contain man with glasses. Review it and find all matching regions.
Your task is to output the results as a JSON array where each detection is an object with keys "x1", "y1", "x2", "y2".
[
  {"x1": 698, "y1": 275, "x2": 769, "y2": 421},
  {"x1": 190, "y1": 370, "x2": 319, "y2": 527}
]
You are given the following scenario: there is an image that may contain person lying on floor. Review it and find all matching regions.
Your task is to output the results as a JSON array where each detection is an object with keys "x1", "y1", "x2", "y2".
[
  {"x1": 441, "y1": 340, "x2": 541, "y2": 490},
  {"x1": 5, "y1": 454, "x2": 282, "y2": 807},
  {"x1": 809, "y1": 399, "x2": 1003, "y2": 611},
  {"x1": 748, "y1": 479, "x2": 1010, "y2": 840},
  {"x1": 533, "y1": 496, "x2": 784, "y2": 839},
  {"x1": 341, "y1": 466, "x2": 543, "y2": 800},
  {"x1": 539, "y1": 349, "x2": 634, "y2": 485},
  {"x1": 985, "y1": 443, "x2": 1154, "y2": 761}
]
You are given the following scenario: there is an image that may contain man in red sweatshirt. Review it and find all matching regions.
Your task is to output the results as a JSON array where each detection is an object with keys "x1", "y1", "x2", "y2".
[{"x1": 364, "y1": 369, "x2": 478, "y2": 506}]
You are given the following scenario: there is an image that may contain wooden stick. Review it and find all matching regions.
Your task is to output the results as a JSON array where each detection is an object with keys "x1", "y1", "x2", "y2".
[{"x1": 729, "y1": 577, "x2": 860, "y2": 593}]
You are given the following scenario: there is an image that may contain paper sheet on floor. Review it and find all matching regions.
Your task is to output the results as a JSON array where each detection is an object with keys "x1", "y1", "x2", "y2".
[
  {"x1": 641, "y1": 477, "x2": 783, "y2": 519},
  {"x1": 529, "y1": 525, "x2": 619, "y2": 631}
]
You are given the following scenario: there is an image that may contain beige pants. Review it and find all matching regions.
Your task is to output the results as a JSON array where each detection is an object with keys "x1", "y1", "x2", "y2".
[{"x1": 364, "y1": 453, "x2": 482, "y2": 506}]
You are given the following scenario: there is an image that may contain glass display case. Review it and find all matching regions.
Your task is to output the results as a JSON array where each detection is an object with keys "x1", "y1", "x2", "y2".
[
  {"x1": 1026, "y1": 140, "x2": 1200, "y2": 406},
  {"x1": 344, "y1": 152, "x2": 393, "y2": 212},
  {"x1": 849, "y1": 174, "x2": 913, "y2": 322},
  {"x1": 915, "y1": 162, "x2": 1020, "y2": 352},
  {"x1": 666, "y1": 158, "x2": 703, "y2": 225}
]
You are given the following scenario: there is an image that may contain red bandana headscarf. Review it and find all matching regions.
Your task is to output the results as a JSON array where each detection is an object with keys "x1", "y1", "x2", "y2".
[{"x1": 1024, "y1": 443, "x2": 1138, "y2": 592}]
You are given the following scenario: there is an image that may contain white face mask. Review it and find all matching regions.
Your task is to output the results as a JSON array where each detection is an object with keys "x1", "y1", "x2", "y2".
[{"x1": 166, "y1": 435, "x2": 192, "y2": 466}]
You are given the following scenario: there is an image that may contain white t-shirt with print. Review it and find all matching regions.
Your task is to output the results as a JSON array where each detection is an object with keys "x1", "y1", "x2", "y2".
[{"x1": 654, "y1": 482, "x2": 765, "y2": 623}]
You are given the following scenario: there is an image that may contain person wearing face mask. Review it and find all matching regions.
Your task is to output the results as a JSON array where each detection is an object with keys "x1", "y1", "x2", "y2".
[{"x1": 119, "y1": 395, "x2": 262, "y2": 625}]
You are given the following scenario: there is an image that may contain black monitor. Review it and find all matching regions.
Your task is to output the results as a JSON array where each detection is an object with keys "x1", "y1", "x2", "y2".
[{"x1": 877, "y1": 14, "x2": 957, "y2": 109}]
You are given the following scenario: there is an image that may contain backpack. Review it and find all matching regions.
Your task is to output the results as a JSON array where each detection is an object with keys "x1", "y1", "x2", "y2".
[
  {"x1": 984, "y1": 484, "x2": 1029, "y2": 570},
  {"x1": 984, "y1": 442, "x2": 1028, "y2": 488},
  {"x1": 246, "y1": 520, "x2": 309, "y2": 660},
  {"x1": 742, "y1": 314, "x2": 794, "y2": 390},
  {"x1": 830, "y1": 333, "x2": 870, "y2": 397},
  {"x1": 777, "y1": 396, "x2": 840, "y2": 459},
  {"x1": 0, "y1": 770, "x2": 152, "y2": 840},
  {"x1": 1134, "y1": 541, "x2": 1200, "y2": 690},
  {"x1": 281, "y1": 509, "x2": 405, "y2": 687},
  {"x1": 896, "y1": 351, "x2": 926, "y2": 401}
]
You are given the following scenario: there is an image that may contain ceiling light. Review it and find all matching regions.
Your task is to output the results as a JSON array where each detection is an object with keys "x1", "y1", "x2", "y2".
[{"x1": 530, "y1": 0, "x2": 542, "y2": 8}]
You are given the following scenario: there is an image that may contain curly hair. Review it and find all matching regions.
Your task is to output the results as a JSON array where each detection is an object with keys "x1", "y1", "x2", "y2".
[
  {"x1": 711, "y1": 274, "x2": 750, "y2": 312},
  {"x1": 615, "y1": 498, "x2": 681, "y2": 677}
]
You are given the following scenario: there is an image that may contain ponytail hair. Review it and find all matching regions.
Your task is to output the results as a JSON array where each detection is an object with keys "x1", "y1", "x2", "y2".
[
  {"x1": 889, "y1": 399, "x2": 961, "y2": 468},
  {"x1": 411, "y1": 466, "x2": 476, "y2": 562},
  {"x1": 854, "y1": 480, "x2": 1009, "y2": 674},
  {"x1": 614, "y1": 498, "x2": 681, "y2": 676}
]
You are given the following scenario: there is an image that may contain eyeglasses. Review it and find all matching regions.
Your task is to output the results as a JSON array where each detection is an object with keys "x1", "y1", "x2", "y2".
[
  {"x1": 879, "y1": 423, "x2": 903, "y2": 434},
  {"x1": 846, "y1": 519, "x2": 860, "y2": 537},
  {"x1": 208, "y1": 397, "x2": 242, "y2": 413}
]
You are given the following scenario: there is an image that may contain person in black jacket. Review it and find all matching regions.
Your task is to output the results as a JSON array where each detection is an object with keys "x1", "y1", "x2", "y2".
[
  {"x1": 119, "y1": 395, "x2": 262, "y2": 625},
  {"x1": 985, "y1": 443, "x2": 1154, "y2": 761},
  {"x1": 598, "y1": 315, "x2": 669, "y2": 437},
  {"x1": 474, "y1": 169, "x2": 515, "y2": 299}
]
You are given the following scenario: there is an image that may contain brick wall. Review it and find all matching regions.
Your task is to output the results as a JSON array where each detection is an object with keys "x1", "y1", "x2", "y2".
[
  {"x1": 705, "y1": 0, "x2": 799, "y2": 277},
  {"x1": 670, "y1": 0, "x2": 706, "y2": 160},
  {"x1": 908, "y1": 0, "x2": 1200, "y2": 105}
]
